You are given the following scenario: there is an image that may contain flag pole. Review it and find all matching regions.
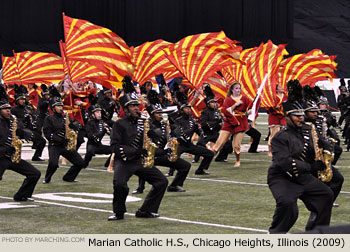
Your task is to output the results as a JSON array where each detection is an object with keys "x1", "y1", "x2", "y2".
[{"x1": 248, "y1": 74, "x2": 268, "y2": 122}]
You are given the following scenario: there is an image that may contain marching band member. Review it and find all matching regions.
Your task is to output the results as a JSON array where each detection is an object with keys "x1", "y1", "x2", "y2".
[
  {"x1": 172, "y1": 92, "x2": 214, "y2": 175},
  {"x1": 108, "y1": 93, "x2": 168, "y2": 221},
  {"x1": 0, "y1": 85, "x2": 41, "y2": 202},
  {"x1": 133, "y1": 90, "x2": 191, "y2": 194},
  {"x1": 302, "y1": 85, "x2": 344, "y2": 207},
  {"x1": 193, "y1": 83, "x2": 223, "y2": 163},
  {"x1": 42, "y1": 87, "x2": 84, "y2": 184},
  {"x1": 268, "y1": 80, "x2": 333, "y2": 233},
  {"x1": 83, "y1": 96, "x2": 112, "y2": 169}
]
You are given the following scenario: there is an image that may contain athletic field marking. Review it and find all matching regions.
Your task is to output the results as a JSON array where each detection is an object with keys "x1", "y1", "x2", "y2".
[
  {"x1": 31, "y1": 163, "x2": 350, "y2": 194},
  {"x1": 0, "y1": 195, "x2": 268, "y2": 233}
]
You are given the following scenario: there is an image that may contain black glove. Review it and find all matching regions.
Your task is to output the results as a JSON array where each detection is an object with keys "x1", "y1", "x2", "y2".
[
  {"x1": 16, "y1": 128, "x2": 25, "y2": 138},
  {"x1": 5, "y1": 146, "x2": 16, "y2": 156},
  {"x1": 147, "y1": 130, "x2": 158, "y2": 141},
  {"x1": 310, "y1": 160, "x2": 326, "y2": 173},
  {"x1": 165, "y1": 148, "x2": 172, "y2": 155},
  {"x1": 135, "y1": 148, "x2": 148, "y2": 159}
]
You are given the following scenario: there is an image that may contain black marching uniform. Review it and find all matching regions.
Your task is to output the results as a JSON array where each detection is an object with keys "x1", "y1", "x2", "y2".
[
  {"x1": 84, "y1": 108, "x2": 112, "y2": 168},
  {"x1": 0, "y1": 96, "x2": 41, "y2": 201},
  {"x1": 193, "y1": 105, "x2": 223, "y2": 162},
  {"x1": 268, "y1": 80, "x2": 334, "y2": 233},
  {"x1": 304, "y1": 115, "x2": 344, "y2": 204},
  {"x1": 134, "y1": 117, "x2": 191, "y2": 193},
  {"x1": 22, "y1": 105, "x2": 46, "y2": 161},
  {"x1": 99, "y1": 90, "x2": 116, "y2": 128},
  {"x1": 42, "y1": 107, "x2": 84, "y2": 183},
  {"x1": 173, "y1": 111, "x2": 214, "y2": 175},
  {"x1": 109, "y1": 94, "x2": 168, "y2": 220}
]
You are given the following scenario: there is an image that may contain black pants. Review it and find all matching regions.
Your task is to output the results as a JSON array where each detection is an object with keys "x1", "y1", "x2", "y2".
[
  {"x1": 175, "y1": 142, "x2": 214, "y2": 173},
  {"x1": 0, "y1": 158, "x2": 41, "y2": 200},
  {"x1": 113, "y1": 159, "x2": 168, "y2": 216},
  {"x1": 215, "y1": 137, "x2": 233, "y2": 161},
  {"x1": 77, "y1": 129, "x2": 86, "y2": 151},
  {"x1": 326, "y1": 166, "x2": 344, "y2": 202},
  {"x1": 45, "y1": 145, "x2": 84, "y2": 183},
  {"x1": 32, "y1": 131, "x2": 46, "y2": 159},
  {"x1": 193, "y1": 134, "x2": 219, "y2": 162},
  {"x1": 136, "y1": 155, "x2": 191, "y2": 192},
  {"x1": 84, "y1": 143, "x2": 112, "y2": 168},
  {"x1": 246, "y1": 127, "x2": 261, "y2": 153},
  {"x1": 268, "y1": 175, "x2": 333, "y2": 233}
]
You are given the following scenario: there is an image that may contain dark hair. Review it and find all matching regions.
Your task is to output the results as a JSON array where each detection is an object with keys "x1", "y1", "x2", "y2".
[{"x1": 227, "y1": 82, "x2": 241, "y2": 97}]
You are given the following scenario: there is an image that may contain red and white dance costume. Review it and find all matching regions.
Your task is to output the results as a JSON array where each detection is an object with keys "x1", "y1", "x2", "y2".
[
  {"x1": 213, "y1": 84, "x2": 251, "y2": 167},
  {"x1": 266, "y1": 92, "x2": 287, "y2": 156}
]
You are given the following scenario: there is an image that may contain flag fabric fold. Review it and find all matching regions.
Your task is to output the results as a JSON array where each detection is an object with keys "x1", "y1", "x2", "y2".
[
  {"x1": 13, "y1": 51, "x2": 64, "y2": 84},
  {"x1": 63, "y1": 13, "x2": 134, "y2": 89}
]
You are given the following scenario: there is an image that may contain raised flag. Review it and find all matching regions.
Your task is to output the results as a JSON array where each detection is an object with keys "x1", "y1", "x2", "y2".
[
  {"x1": 62, "y1": 13, "x2": 134, "y2": 89},
  {"x1": 131, "y1": 40, "x2": 178, "y2": 85},
  {"x1": 59, "y1": 41, "x2": 112, "y2": 88},
  {"x1": 1, "y1": 55, "x2": 21, "y2": 84},
  {"x1": 277, "y1": 49, "x2": 337, "y2": 88},
  {"x1": 240, "y1": 40, "x2": 288, "y2": 107},
  {"x1": 13, "y1": 51, "x2": 64, "y2": 84},
  {"x1": 163, "y1": 31, "x2": 242, "y2": 90}
]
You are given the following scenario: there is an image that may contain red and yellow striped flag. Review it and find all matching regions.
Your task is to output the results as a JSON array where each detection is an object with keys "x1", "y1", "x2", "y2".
[
  {"x1": 277, "y1": 49, "x2": 337, "y2": 88},
  {"x1": 1, "y1": 55, "x2": 21, "y2": 84},
  {"x1": 207, "y1": 72, "x2": 229, "y2": 105},
  {"x1": 13, "y1": 51, "x2": 64, "y2": 84},
  {"x1": 63, "y1": 13, "x2": 134, "y2": 89},
  {"x1": 240, "y1": 40, "x2": 288, "y2": 107},
  {"x1": 59, "y1": 41, "x2": 113, "y2": 88},
  {"x1": 163, "y1": 31, "x2": 242, "y2": 89},
  {"x1": 221, "y1": 47, "x2": 256, "y2": 84},
  {"x1": 131, "y1": 39, "x2": 177, "y2": 85}
]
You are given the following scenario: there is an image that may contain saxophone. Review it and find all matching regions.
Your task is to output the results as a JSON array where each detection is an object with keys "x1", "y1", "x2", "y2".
[
  {"x1": 11, "y1": 115, "x2": 22, "y2": 163},
  {"x1": 142, "y1": 118, "x2": 157, "y2": 168},
  {"x1": 65, "y1": 112, "x2": 77, "y2": 151},
  {"x1": 166, "y1": 120, "x2": 178, "y2": 162},
  {"x1": 306, "y1": 122, "x2": 333, "y2": 182}
]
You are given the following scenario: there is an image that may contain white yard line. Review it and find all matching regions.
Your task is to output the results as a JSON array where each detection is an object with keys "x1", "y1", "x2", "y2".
[{"x1": 0, "y1": 195, "x2": 268, "y2": 233}]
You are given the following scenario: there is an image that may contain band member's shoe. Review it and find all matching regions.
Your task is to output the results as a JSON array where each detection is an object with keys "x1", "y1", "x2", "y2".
[
  {"x1": 42, "y1": 180, "x2": 50, "y2": 184},
  {"x1": 135, "y1": 210, "x2": 159, "y2": 218},
  {"x1": 63, "y1": 179, "x2": 79, "y2": 183},
  {"x1": 215, "y1": 158, "x2": 227, "y2": 162},
  {"x1": 132, "y1": 189, "x2": 143, "y2": 194},
  {"x1": 14, "y1": 197, "x2": 35, "y2": 202},
  {"x1": 165, "y1": 170, "x2": 174, "y2": 177},
  {"x1": 108, "y1": 214, "x2": 124, "y2": 221},
  {"x1": 333, "y1": 203, "x2": 340, "y2": 207},
  {"x1": 32, "y1": 157, "x2": 44, "y2": 161},
  {"x1": 195, "y1": 170, "x2": 210, "y2": 175},
  {"x1": 167, "y1": 186, "x2": 186, "y2": 192}
]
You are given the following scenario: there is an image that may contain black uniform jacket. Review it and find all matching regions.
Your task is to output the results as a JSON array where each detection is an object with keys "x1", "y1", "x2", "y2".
[
  {"x1": 148, "y1": 119, "x2": 168, "y2": 157},
  {"x1": 43, "y1": 112, "x2": 78, "y2": 147},
  {"x1": 173, "y1": 114, "x2": 201, "y2": 145},
  {"x1": 268, "y1": 123, "x2": 315, "y2": 184},
  {"x1": 85, "y1": 118, "x2": 107, "y2": 145},
  {"x1": 0, "y1": 116, "x2": 32, "y2": 158},
  {"x1": 200, "y1": 107, "x2": 222, "y2": 139},
  {"x1": 111, "y1": 116, "x2": 144, "y2": 161}
]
